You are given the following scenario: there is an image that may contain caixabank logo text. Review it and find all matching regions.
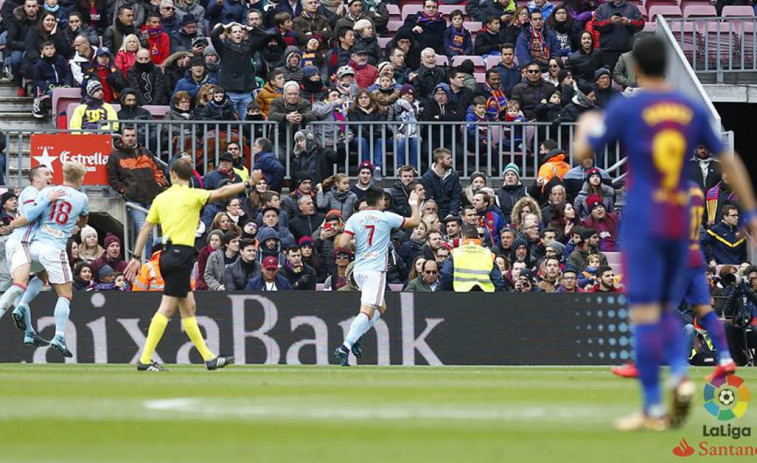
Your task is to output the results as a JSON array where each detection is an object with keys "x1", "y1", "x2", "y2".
[{"x1": 673, "y1": 375, "x2": 753, "y2": 457}]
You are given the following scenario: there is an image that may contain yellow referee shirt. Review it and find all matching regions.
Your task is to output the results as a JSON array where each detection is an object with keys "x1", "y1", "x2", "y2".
[{"x1": 146, "y1": 184, "x2": 211, "y2": 247}]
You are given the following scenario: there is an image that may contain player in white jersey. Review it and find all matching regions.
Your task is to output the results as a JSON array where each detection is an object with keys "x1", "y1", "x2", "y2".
[
  {"x1": 333, "y1": 187, "x2": 422, "y2": 366},
  {"x1": 0, "y1": 165, "x2": 62, "y2": 347},
  {"x1": 9, "y1": 162, "x2": 90, "y2": 358}
]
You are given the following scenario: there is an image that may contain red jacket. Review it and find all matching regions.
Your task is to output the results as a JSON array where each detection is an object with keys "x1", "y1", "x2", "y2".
[
  {"x1": 141, "y1": 25, "x2": 170, "y2": 65},
  {"x1": 349, "y1": 61, "x2": 378, "y2": 89},
  {"x1": 582, "y1": 211, "x2": 620, "y2": 252}
]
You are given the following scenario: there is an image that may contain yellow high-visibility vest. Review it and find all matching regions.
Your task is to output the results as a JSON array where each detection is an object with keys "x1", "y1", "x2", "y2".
[{"x1": 451, "y1": 243, "x2": 495, "y2": 292}]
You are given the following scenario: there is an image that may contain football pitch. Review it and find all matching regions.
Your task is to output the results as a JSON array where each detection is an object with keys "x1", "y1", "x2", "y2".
[{"x1": 0, "y1": 365, "x2": 754, "y2": 463}]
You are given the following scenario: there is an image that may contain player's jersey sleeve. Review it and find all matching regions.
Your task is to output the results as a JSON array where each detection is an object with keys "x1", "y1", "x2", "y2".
[
  {"x1": 192, "y1": 188, "x2": 211, "y2": 209},
  {"x1": 385, "y1": 212, "x2": 405, "y2": 230},
  {"x1": 23, "y1": 188, "x2": 52, "y2": 222},
  {"x1": 343, "y1": 216, "x2": 356, "y2": 236},
  {"x1": 146, "y1": 194, "x2": 161, "y2": 224},
  {"x1": 587, "y1": 98, "x2": 626, "y2": 153}
]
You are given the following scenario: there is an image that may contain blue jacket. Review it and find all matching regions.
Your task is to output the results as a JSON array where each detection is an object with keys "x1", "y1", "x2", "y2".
[
  {"x1": 34, "y1": 55, "x2": 72, "y2": 92},
  {"x1": 593, "y1": 0, "x2": 644, "y2": 53},
  {"x1": 421, "y1": 165, "x2": 463, "y2": 219},
  {"x1": 492, "y1": 62, "x2": 522, "y2": 98},
  {"x1": 702, "y1": 221, "x2": 747, "y2": 265},
  {"x1": 173, "y1": 69, "x2": 217, "y2": 100},
  {"x1": 203, "y1": 168, "x2": 242, "y2": 191},
  {"x1": 515, "y1": 24, "x2": 561, "y2": 68},
  {"x1": 245, "y1": 273, "x2": 293, "y2": 291},
  {"x1": 206, "y1": 0, "x2": 249, "y2": 28},
  {"x1": 254, "y1": 150, "x2": 285, "y2": 192}
]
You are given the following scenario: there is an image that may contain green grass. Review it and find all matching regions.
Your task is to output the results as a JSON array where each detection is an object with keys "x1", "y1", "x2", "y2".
[{"x1": 0, "y1": 365, "x2": 754, "y2": 463}]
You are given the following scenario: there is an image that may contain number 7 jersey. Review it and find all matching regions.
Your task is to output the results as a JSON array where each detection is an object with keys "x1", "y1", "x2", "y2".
[
  {"x1": 588, "y1": 89, "x2": 724, "y2": 239},
  {"x1": 32, "y1": 186, "x2": 90, "y2": 250},
  {"x1": 343, "y1": 209, "x2": 405, "y2": 273}
]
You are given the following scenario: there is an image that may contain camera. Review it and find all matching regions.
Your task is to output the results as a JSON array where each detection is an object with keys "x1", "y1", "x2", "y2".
[{"x1": 722, "y1": 273, "x2": 744, "y2": 286}]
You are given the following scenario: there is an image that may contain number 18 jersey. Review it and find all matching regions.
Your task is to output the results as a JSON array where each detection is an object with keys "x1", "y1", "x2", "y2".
[
  {"x1": 34, "y1": 186, "x2": 90, "y2": 250},
  {"x1": 343, "y1": 209, "x2": 405, "y2": 273},
  {"x1": 588, "y1": 89, "x2": 724, "y2": 239}
]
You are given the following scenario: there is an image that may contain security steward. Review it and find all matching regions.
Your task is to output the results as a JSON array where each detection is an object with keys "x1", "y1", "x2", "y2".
[
  {"x1": 125, "y1": 159, "x2": 263, "y2": 371},
  {"x1": 439, "y1": 224, "x2": 506, "y2": 292}
]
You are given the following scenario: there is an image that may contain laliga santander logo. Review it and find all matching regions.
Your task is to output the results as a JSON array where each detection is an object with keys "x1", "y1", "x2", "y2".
[
  {"x1": 704, "y1": 375, "x2": 750, "y2": 421},
  {"x1": 673, "y1": 437, "x2": 695, "y2": 457}
]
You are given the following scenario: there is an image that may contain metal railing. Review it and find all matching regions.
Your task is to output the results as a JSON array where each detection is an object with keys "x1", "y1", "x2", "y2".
[
  {"x1": 104, "y1": 119, "x2": 629, "y2": 182},
  {"x1": 123, "y1": 201, "x2": 161, "y2": 264},
  {"x1": 664, "y1": 16, "x2": 757, "y2": 79}
]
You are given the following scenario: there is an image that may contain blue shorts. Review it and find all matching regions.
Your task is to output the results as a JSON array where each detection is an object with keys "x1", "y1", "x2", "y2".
[
  {"x1": 683, "y1": 266, "x2": 711, "y2": 307},
  {"x1": 622, "y1": 238, "x2": 689, "y2": 306}
]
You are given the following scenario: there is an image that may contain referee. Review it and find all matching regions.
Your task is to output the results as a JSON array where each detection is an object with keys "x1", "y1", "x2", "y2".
[{"x1": 125, "y1": 159, "x2": 262, "y2": 371}]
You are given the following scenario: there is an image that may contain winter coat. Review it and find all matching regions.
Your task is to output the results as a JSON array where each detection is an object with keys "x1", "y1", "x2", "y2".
[
  {"x1": 288, "y1": 210, "x2": 325, "y2": 241},
  {"x1": 117, "y1": 89, "x2": 157, "y2": 148},
  {"x1": 593, "y1": 0, "x2": 644, "y2": 53},
  {"x1": 400, "y1": 12, "x2": 446, "y2": 56},
  {"x1": 492, "y1": 62, "x2": 523, "y2": 98},
  {"x1": 348, "y1": 106, "x2": 386, "y2": 140},
  {"x1": 106, "y1": 137, "x2": 167, "y2": 204},
  {"x1": 204, "y1": 248, "x2": 237, "y2": 290},
  {"x1": 6, "y1": 5, "x2": 39, "y2": 53},
  {"x1": 412, "y1": 64, "x2": 446, "y2": 103},
  {"x1": 109, "y1": 0, "x2": 145, "y2": 28},
  {"x1": 290, "y1": 129, "x2": 338, "y2": 185},
  {"x1": 115, "y1": 50, "x2": 137, "y2": 75},
  {"x1": 22, "y1": 28, "x2": 72, "y2": 79},
  {"x1": 350, "y1": 62, "x2": 378, "y2": 89},
  {"x1": 255, "y1": 82, "x2": 282, "y2": 118},
  {"x1": 495, "y1": 183, "x2": 527, "y2": 221},
  {"x1": 703, "y1": 221, "x2": 747, "y2": 265},
  {"x1": 566, "y1": 47, "x2": 605, "y2": 85},
  {"x1": 69, "y1": 97, "x2": 119, "y2": 131},
  {"x1": 563, "y1": 165, "x2": 612, "y2": 202},
  {"x1": 355, "y1": 35, "x2": 381, "y2": 66},
  {"x1": 292, "y1": 12, "x2": 332, "y2": 47},
  {"x1": 268, "y1": 96, "x2": 316, "y2": 144},
  {"x1": 224, "y1": 258, "x2": 262, "y2": 291},
  {"x1": 612, "y1": 50, "x2": 636, "y2": 87},
  {"x1": 173, "y1": 69, "x2": 217, "y2": 99},
  {"x1": 316, "y1": 187, "x2": 358, "y2": 220},
  {"x1": 63, "y1": 24, "x2": 99, "y2": 49},
  {"x1": 250, "y1": 149, "x2": 284, "y2": 192},
  {"x1": 388, "y1": 181, "x2": 413, "y2": 217},
  {"x1": 174, "y1": 0, "x2": 206, "y2": 26},
  {"x1": 421, "y1": 165, "x2": 463, "y2": 218},
  {"x1": 203, "y1": 168, "x2": 242, "y2": 191},
  {"x1": 474, "y1": 29, "x2": 505, "y2": 57},
  {"x1": 210, "y1": 26, "x2": 258, "y2": 92},
  {"x1": 195, "y1": 95, "x2": 237, "y2": 121},
  {"x1": 126, "y1": 61, "x2": 167, "y2": 105},
  {"x1": 245, "y1": 274, "x2": 293, "y2": 291},
  {"x1": 206, "y1": 0, "x2": 248, "y2": 28},
  {"x1": 510, "y1": 79, "x2": 557, "y2": 120},
  {"x1": 515, "y1": 24, "x2": 561, "y2": 69},
  {"x1": 34, "y1": 55, "x2": 72, "y2": 92},
  {"x1": 140, "y1": 24, "x2": 170, "y2": 65},
  {"x1": 102, "y1": 19, "x2": 139, "y2": 55},
  {"x1": 280, "y1": 262, "x2": 317, "y2": 290}
]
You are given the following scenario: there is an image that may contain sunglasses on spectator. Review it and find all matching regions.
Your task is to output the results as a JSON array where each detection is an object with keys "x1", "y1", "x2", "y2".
[
  {"x1": 424, "y1": 270, "x2": 438, "y2": 275},
  {"x1": 527, "y1": 70, "x2": 540, "y2": 74},
  {"x1": 336, "y1": 254, "x2": 351, "y2": 260}
]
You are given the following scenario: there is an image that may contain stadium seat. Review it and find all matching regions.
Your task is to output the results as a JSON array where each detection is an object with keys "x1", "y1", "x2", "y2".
[
  {"x1": 647, "y1": 5, "x2": 683, "y2": 22},
  {"x1": 387, "y1": 3, "x2": 401, "y2": 21},
  {"x1": 637, "y1": 4, "x2": 647, "y2": 19},
  {"x1": 141, "y1": 105, "x2": 170, "y2": 119},
  {"x1": 438, "y1": 5, "x2": 462, "y2": 17},
  {"x1": 721, "y1": 5, "x2": 755, "y2": 17},
  {"x1": 53, "y1": 87, "x2": 84, "y2": 120},
  {"x1": 436, "y1": 54, "x2": 450, "y2": 66},
  {"x1": 387, "y1": 20, "x2": 404, "y2": 33},
  {"x1": 401, "y1": 4, "x2": 423, "y2": 19},
  {"x1": 485, "y1": 55, "x2": 503, "y2": 69},
  {"x1": 452, "y1": 54, "x2": 485, "y2": 69},
  {"x1": 474, "y1": 72, "x2": 485, "y2": 83},
  {"x1": 683, "y1": 4, "x2": 716, "y2": 17},
  {"x1": 378, "y1": 37, "x2": 392, "y2": 50}
]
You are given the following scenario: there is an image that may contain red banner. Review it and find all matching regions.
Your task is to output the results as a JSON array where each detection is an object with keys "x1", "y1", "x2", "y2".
[{"x1": 31, "y1": 134, "x2": 113, "y2": 186}]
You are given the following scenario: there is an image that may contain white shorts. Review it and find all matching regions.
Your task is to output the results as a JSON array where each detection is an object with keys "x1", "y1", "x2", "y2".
[
  {"x1": 6, "y1": 237, "x2": 44, "y2": 275},
  {"x1": 29, "y1": 241, "x2": 71, "y2": 285},
  {"x1": 353, "y1": 270, "x2": 387, "y2": 308}
]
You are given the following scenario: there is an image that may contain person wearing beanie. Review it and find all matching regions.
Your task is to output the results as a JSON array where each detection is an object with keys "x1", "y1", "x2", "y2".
[
  {"x1": 90, "y1": 233, "x2": 128, "y2": 278},
  {"x1": 79, "y1": 225, "x2": 105, "y2": 263},
  {"x1": 353, "y1": 18, "x2": 380, "y2": 66},
  {"x1": 300, "y1": 65, "x2": 327, "y2": 103},
  {"x1": 546, "y1": 239, "x2": 566, "y2": 260},
  {"x1": 573, "y1": 166, "x2": 616, "y2": 219},
  {"x1": 169, "y1": 13, "x2": 203, "y2": 53},
  {"x1": 566, "y1": 225, "x2": 607, "y2": 271},
  {"x1": 291, "y1": 129, "x2": 338, "y2": 187},
  {"x1": 581, "y1": 193, "x2": 620, "y2": 252},
  {"x1": 495, "y1": 163, "x2": 527, "y2": 220},
  {"x1": 69, "y1": 79, "x2": 119, "y2": 132},
  {"x1": 0, "y1": 191, "x2": 18, "y2": 225},
  {"x1": 281, "y1": 170, "x2": 317, "y2": 217},
  {"x1": 116, "y1": 88, "x2": 155, "y2": 137},
  {"x1": 592, "y1": 66, "x2": 618, "y2": 109},
  {"x1": 202, "y1": 44, "x2": 220, "y2": 78},
  {"x1": 462, "y1": 171, "x2": 487, "y2": 208},
  {"x1": 350, "y1": 161, "x2": 374, "y2": 201}
]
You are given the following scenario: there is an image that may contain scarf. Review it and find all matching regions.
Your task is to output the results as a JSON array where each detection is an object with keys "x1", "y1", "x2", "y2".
[
  {"x1": 145, "y1": 26, "x2": 163, "y2": 39},
  {"x1": 417, "y1": 11, "x2": 443, "y2": 26},
  {"x1": 332, "y1": 187, "x2": 351, "y2": 204},
  {"x1": 285, "y1": 259, "x2": 303, "y2": 274},
  {"x1": 484, "y1": 84, "x2": 507, "y2": 120},
  {"x1": 347, "y1": 59, "x2": 365, "y2": 70},
  {"x1": 301, "y1": 78, "x2": 324, "y2": 94},
  {"x1": 529, "y1": 27, "x2": 549, "y2": 64},
  {"x1": 362, "y1": 0, "x2": 380, "y2": 12}
]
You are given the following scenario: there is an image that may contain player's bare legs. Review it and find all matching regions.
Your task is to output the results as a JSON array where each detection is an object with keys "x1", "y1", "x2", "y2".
[
  {"x1": 48, "y1": 282, "x2": 74, "y2": 358},
  {"x1": 691, "y1": 303, "x2": 736, "y2": 380}
]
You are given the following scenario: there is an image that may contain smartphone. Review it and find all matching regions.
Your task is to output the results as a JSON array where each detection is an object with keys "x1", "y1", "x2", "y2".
[
  {"x1": 324, "y1": 222, "x2": 333, "y2": 231},
  {"x1": 614, "y1": 12, "x2": 621, "y2": 16}
]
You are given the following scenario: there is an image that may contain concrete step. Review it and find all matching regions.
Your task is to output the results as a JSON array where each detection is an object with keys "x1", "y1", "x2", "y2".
[
  {"x1": 0, "y1": 112, "x2": 51, "y2": 131},
  {"x1": 0, "y1": 96, "x2": 33, "y2": 112},
  {"x1": 0, "y1": 82, "x2": 22, "y2": 98}
]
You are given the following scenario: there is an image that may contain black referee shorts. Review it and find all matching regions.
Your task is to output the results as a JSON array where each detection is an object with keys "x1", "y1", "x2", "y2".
[{"x1": 159, "y1": 245, "x2": 196, "y2": 298}]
